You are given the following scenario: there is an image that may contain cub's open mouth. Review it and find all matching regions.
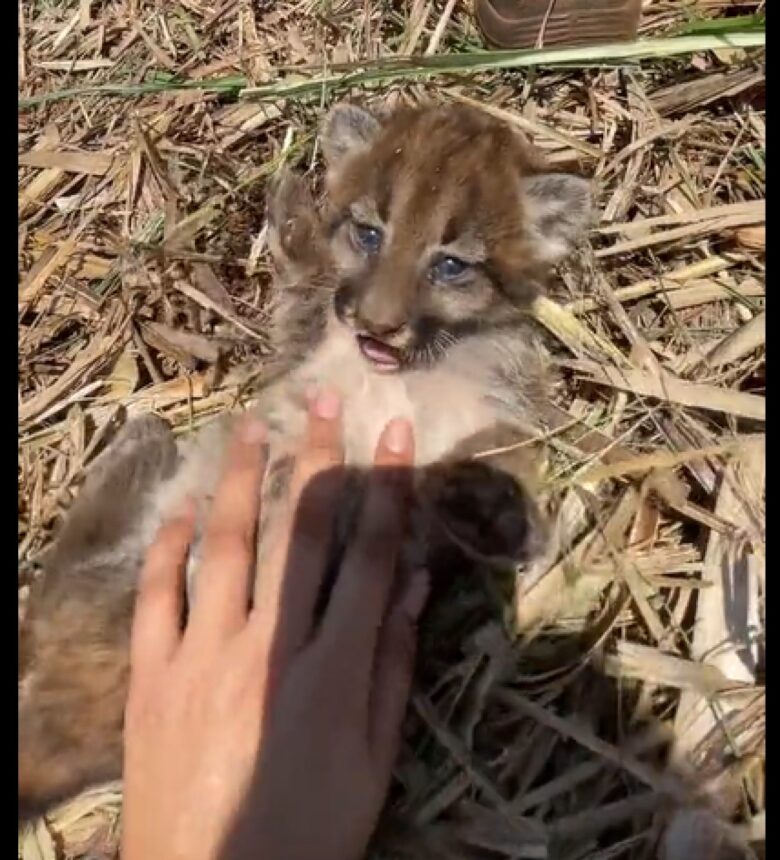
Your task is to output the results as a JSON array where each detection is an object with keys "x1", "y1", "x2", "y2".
[{"x1": 356, "y1": 334, "x2": 401, "y2": 371}]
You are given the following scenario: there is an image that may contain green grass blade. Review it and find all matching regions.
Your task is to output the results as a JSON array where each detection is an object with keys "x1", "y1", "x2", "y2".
[
  {"x1": 18, "y1": 75, "x2": 248, "y2": 110},
  {"x1": 674, "y1": 13, "x2": 766, "y2": 37},
  {"x1": 19, "y1": 31, "x2": 765, "y2": 111},
  {"x1": 239, "y1": 32, "x2": 764, "y2": 101}
]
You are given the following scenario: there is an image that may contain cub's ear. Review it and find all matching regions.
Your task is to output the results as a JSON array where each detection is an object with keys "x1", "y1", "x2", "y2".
[
  {"x1": 321, "y1": 103, "x2": 381, "y2": 167},
  {"x1": 266, "y1": 170, "x2": 325, "y2": 279},
  {"x1": 521, "y1": 173, "x2": 592, "y2": 265}
]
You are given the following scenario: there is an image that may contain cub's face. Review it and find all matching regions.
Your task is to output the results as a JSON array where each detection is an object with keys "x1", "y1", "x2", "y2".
[{"x1": 272, "y1": 103, "x2": 592, "y2": 373}]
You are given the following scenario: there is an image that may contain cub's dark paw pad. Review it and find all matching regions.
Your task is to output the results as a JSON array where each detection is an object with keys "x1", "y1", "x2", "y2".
[{"x1": 422, "y1": 460, "x2": 545, "y2": 567}]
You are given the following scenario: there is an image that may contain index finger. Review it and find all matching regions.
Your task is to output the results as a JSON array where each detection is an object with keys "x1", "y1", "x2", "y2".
[
  {"x1": 318, "y1": 418, "x2": 414, "y2": 684},
  {"x1": 186, "y1": 416, "x2": 268, "y2": 645},
  {"x1": 129, "y1": 504, "x2": 194, "y2": 679}
]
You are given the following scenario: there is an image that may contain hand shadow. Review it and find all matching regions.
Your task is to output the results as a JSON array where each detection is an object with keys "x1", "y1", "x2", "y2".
[
  {"x1": 18, "y1": 431, "x2": 759, "y2": 860},
  {"x1": 221, "y1": 461, "x2": 759, "y2": 860}
]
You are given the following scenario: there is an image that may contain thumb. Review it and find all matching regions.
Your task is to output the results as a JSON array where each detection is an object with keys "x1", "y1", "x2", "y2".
[{"x1": 368, "y1": 569, "x2": 430, "y2": 778}]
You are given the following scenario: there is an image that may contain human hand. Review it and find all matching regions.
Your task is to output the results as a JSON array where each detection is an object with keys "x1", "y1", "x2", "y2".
[{"x1": 121, "y1": 391, "x2": 427, "y2": 860}]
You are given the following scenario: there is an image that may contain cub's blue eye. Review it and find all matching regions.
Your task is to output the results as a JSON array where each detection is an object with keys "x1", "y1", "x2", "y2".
[
  {"x1": 353, "y1": 222, "x2": 382, "y2": 255},
  {"x1": 432, "y1": 256, "x2": 470, "y2": 282}
]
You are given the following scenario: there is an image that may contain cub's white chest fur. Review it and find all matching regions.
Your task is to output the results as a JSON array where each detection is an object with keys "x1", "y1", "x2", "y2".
[
  {"x1": 154, "y1": 317, "x2": 535, "y2": 544},
  {"x1": 144, "y1": 316, "x2": 539, "y2": 600},
  {"x1": 284, "y1": 322, "x2": 507, "y2": 466}
]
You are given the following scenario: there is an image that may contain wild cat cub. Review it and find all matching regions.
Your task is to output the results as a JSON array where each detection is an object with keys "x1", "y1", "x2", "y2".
[{"x1": 19, "y1": 101, "x2": 592, "y2": 817}]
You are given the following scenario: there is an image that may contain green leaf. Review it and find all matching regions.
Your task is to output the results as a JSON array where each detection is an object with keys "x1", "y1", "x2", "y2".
[
  {"x1": 19, "y1": 31, "x2": 765, "y2": 111},
  {"x1": 675, "y1": 14, "x2": 766, "y2": 37}
]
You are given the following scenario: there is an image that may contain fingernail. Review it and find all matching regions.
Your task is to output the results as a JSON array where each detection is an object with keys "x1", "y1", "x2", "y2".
[
  {"x1": 312, "y1": 388, "x2": 342, "y2": 420},
  {"x1": 384, "y1": 418, "x2": 413, "y2": 456},
  {"x1": 400, "y1": 569, "x2": 430, "y2": 621},
  {"x1": 242, "y1": 417, "x2": 266, "y2": 444}
]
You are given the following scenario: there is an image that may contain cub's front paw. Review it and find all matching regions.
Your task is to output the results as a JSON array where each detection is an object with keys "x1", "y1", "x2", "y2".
[{"x1": 420, "y1": 460, "x2": 546, "y2": 570}]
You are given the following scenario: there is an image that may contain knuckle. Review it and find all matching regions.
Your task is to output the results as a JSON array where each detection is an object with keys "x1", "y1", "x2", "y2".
[
  {"x1": 135, "y1": 578, "x2": 168, "y2": 611},
  {"x1": 284, "y1": 524, "x2": 323, "y2": 566},
  {"x1": 295, "y1": 470, "x2": 341, "y2": 521},
  {"x1": 231, "y1": 446, "x2": 264, "y2": 473},
  {"x1": 359, "y1": 494, "x2": 403, "y2": 551},
  {"x1": 309, "y1": 413, "x2": 342, "y2": 443},
  {"x1": 204, "y1": 527, "x2": 253, "y2": 562},
  {"x1": 147, "y1": 525, "x2": 188, "y2": 564},
  {"x1": 295, "y1": 449, "x2": 343, "y2": 491},
  {"x1": 163, "y1": 511, "x2": 194, "y2": 540},
  {"x1": 222, "y1": 447, "x2": 265, "y2": 492}
]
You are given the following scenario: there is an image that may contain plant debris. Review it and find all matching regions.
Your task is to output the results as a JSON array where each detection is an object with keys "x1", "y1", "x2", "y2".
[{"x1": 18, "y1": 2, "x2": 765, "y2": 858}]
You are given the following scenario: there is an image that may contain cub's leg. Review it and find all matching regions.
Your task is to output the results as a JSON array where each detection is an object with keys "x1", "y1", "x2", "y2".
[{"x1": 19, "y1": 416, "x2": 178, "y2": 820}]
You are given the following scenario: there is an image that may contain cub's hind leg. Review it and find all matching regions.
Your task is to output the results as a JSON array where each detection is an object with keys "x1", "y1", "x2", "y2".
[
  {"x1": 19, "y1": 415, "x2": 178, "y2": 820},
  {"x1": 40, "y1": 414, "x2": 179, "y2": 575},
  {"x1": 19, "y1": 561, "x2": 136, "y2": 821}
]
